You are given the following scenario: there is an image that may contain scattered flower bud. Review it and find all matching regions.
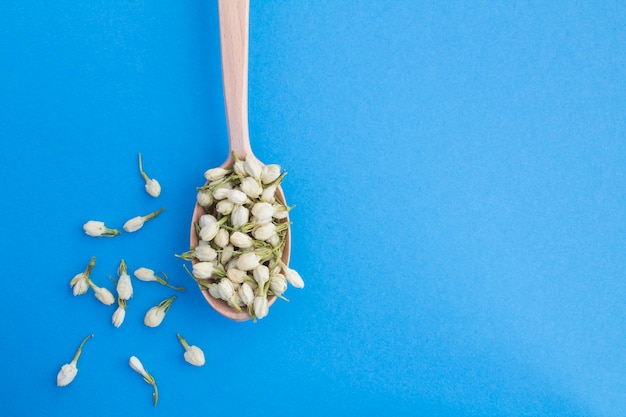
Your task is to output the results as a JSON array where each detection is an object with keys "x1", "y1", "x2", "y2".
[
  {"x1": 112, "y1": 300, "x2": 127, "y2": 328},
  {"x1": 56, "y1": 334, "x2": 94, "y2": 387},
  {"x1": 144, "y1": 296, "x2": 176, "y2": 327},
  {"x1": 177, "y1": 333, "x2": 206, "y2": 367},
  {"x1": 116, "y1": 259, "x2": 133, "y2": 300},
  {"x1": 70, "y1": 258, "x2": 96, "y2": 296},
  {"x1": 123, "y1": 208, "x2": 164, "y2": 233},
  {"x1": 138, "y1": 153, "x2": 161, "y2": 197},
  {"x1": 129, "y1": 356, "x2": 159, "y2": 406},
  {"x1": 83, "y1": 220, "x2": 120, "y2": 237},
  {"x1": 133, "y1": 267, "x2": 185, "y2": 291},
  {"x1": 92, "y1": 285, "x2": 115, "y2": 305}
]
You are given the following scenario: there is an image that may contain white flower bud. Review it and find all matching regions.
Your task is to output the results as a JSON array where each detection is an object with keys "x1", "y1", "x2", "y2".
[
  {"x1": 207, "y1": 283, "x2": 221, "y2": 299},
  {"x1": 240, "y1": 177, "x2": 263, "y2": 199},
  {"x1": 253, "y1": 264, "x2": 270, "y2": 287},
  {"x1": 253, "y1": 223, "x2": 276, "y2": 241},
  {"x1": 192, "y1": 262, "x2": 215, "y2": 279},
  {"x1": 199, "y1": 214, "x2": 217, "y2": 228},
  {"x1": 134, "y1": 267, "x2": 157, "y2": 282},
  {"x1": 57, "y1": 363, "x2": 78, "y2": 387},
  {"x1": 144, "y1": 306, "x2": 166, "y2": 327},
  {"x1": 244, "y1": 156, "x2": 263, "y2": 179},
  {"x1": 129, "y1": 355, "x2": 148, "y2": 377},
  {"x1": 213, "y1": 228, "x2": 230, "y2": 248},
  {"x1": 57, "y1": 334, "x2": 93, "y2": 387},
  {"x1": 226, "y1": 189, "x2": 247, "y2": 205},
  {"x1": 260, "y1": 184, "x2": 277, "y2": 202},
  {"x1": 195, "y1": 245, "x2": 217, "y2": 262},
  {"x1": 199, "y1": 222, "x2": 220, "y2": 242},
  {"x1": 94, "y1": 286, "x2": 115, "y2": 305},
  {"x1": 267, "y1": 233, "x2": 281, "y2": 247},
  {"x1": 116, "y1": 273, "x2": 133, "y2": 300},
  {"x1": 123, "y1": 216, "x2": 145, "y2": 233},
  {"x1": 145, "y1": 178, "x2": 161, "y2": 198},
  {"x1": 251, "y1": 202, "x2": 274, "y2": 224},
  {"x1": 284, "y1": 266, "x2": 305, "y2": 289},
  {"x1": 272, "y1": 206, "x2": 290, "y2": 220},
  {"x1": 236, "y1": 252, "x2": 260, "y2": 271},
  {"x1": 261, "y1": 164, "x2": 281, "y2": 184},
  {"x1": 233, "y1": 160, "x2": 246, "y2": 176},
  {"x1": 230, "y1": 231, "x2": 253, "y2": 248},
  {"x1": 253, "y1": 296, "x2": 269, "y2": 319},
  {"x1": 226, "y1": 268, "x2": 247, "y2": 284},
  {"x1": 221, "y1": 244, "x2": 235, "y2": 263},
  {"x1": 217, "y1": 278, "x2": 235, "y2": 300},
  {"x1": 270, "y1": 274, "x2": 287, "y2": 295},
  {"x1": 231, "y1": 205, "x2": 250, "y2": 229},
  {"x1": 70, "y1": 274, "x2": 89, "y2": 296},
  {"x1": 197, "y1": 190, "x2": 213, "y2": 207},
  {"x1": 239, "y1": 282, "x2": 255, "y2": 305},
  {"x1": 83, "y1": 220, "x2": 120, "y2": 237},
  {"x1": 183, "y1": 345, "x2": 205, "y2": 367},
  {"x1": 213, "y1": 187, "x2": 230, "y2": 200},
  {"x1": 112, "y1": 306, "x2": 126, "y2": 327},
  {"x1": 216, "y1": 199, "x2": 234, "y2": 215},
  {"x1": 204, "y1": 167, "x2": 229, "y2": 182}
]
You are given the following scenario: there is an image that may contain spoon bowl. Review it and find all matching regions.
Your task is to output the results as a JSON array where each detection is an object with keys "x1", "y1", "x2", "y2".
[{"x1": 189, "y1": 0, "x2": 290, "y2": 321}]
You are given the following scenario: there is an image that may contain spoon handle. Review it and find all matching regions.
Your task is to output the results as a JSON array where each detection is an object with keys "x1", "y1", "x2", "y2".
[{"x1": 219, "y1": 0, "x2": 253, "y2": 160}]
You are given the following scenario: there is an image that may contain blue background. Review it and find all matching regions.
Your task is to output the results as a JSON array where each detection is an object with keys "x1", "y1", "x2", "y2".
[{"x1": 1, "y1": 1, "x2": 625, "y2": 416}]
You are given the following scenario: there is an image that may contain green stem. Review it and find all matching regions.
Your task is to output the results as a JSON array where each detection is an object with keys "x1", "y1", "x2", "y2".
[
  {"x1": 177, "y1": 333, "x2": 190, "y2": 350},
  {"x1": 143, "y1": 207, "x2": 165, "y2": 221},
  {"x1": 71, "y1": 334, "x2": 94, "y2": 364},
  {"x1": 138, "y1": 153, "x2": 150, "y2": 182}
]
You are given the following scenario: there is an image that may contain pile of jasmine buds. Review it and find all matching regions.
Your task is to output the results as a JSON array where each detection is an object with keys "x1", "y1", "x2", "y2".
[{"x1": 183, "y1": 154, "x2": 304, "y2": 320}]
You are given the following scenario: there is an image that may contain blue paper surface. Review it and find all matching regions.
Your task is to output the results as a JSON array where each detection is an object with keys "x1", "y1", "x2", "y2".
[{"x1": 1, "y1": 1, "x2": 625, "y2": 416}]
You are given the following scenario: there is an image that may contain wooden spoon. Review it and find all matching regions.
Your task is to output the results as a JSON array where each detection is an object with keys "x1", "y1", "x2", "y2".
[{"x1": 190, "y1": 0, "x2": 291, "y2": 321}]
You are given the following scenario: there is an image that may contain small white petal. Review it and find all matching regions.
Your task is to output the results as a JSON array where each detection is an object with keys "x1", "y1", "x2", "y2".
[
  {"x1": 199, "y1": 222, "x2": 220, "y2": 242},
  {"x1": 230, "y1": 231, "x2": 253, "y2": 249},
  {"x1": 83, "y1": 220, "x2": 105, "y2": 237},
  {"x1": 199, "y1": 214, "x2": 217, "y2": 228},
  {"x1": 226, "y1": 189, "x2": 248, "y2": 205},
  {"x1": 240, "y1": 177, "x2": 263, "y2": 199},
  {"x1": 217, "y1": 278, "x2": 234, "y2": 300},
  {"x1": 284, "y1": 267, "x2": 305, "y2": 289},
  {"x1": 243, "y1": 157, "x2": 263, "y2": 179},
  {"x1": 195, "y1": 245, "x2": 217, "y2": 262},
  {"x1": 239, "y1": 282, "x2": 255, "y2": 306},
  {"x1": 116, "y1": 274, "x2": 133, "y2": 300},
  {"x1": 253, "y1": 265, "x2": 270, "y2": 287},
  {"x1": 204, "y1": 167, "x2": 229, "y2": 182},
  {"x1": 129, "y1": 356, "x2": 147, "y2": 377}
]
